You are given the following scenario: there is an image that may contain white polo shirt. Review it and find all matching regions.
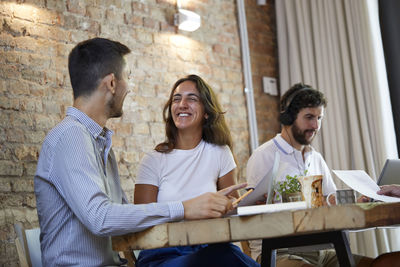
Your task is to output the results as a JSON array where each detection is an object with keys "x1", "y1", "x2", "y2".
[
  {"x1": 246, "y1": 134, "x2": 337, "y2": 260},
  {"x1": 246, "y1": 134, "x2": 337, "y2": 196}
]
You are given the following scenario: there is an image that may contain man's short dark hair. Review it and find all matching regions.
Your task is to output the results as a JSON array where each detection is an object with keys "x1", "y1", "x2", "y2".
[
  {"x1": 68, "y1": 38, "x2": 131, "y2": 99},
  {"x1": 279, "y1": 83, "x2": 327, "y2": 125}
]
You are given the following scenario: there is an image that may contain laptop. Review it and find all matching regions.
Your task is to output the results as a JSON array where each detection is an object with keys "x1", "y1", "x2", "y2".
[{"x1": 377, "y1": 159, "x2": 400, "y2": 186}]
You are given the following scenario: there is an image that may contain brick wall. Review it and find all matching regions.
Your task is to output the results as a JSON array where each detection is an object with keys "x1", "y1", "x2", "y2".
[
  {"x1": 245, "y1": 0, "x2": 280, "y2": 143},
  {"x1": 0, "y1": 0, "x2": 278, "y2": 265}
]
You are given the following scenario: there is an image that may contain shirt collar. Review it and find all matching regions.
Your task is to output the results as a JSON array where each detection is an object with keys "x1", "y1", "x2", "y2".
[
  {"x1": 274, "y1": 134, "x2": 314, "y2": 155},
  {"x1": 66, "y1": 107, "x2": 113, "y2": 139}
]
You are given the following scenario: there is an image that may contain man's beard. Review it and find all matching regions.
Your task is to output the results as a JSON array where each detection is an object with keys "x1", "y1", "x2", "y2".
[
  {"x1": 107, "y1": 97, "x2": 123, "y2": 118},
  {"x1": 292, "y1": 122, "x2": 316, "y2": 145}
]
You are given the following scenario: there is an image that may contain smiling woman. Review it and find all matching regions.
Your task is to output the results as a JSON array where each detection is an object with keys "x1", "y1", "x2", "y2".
[{"x1": 133, "y1": 75, "x2": 258, "y2": 267}]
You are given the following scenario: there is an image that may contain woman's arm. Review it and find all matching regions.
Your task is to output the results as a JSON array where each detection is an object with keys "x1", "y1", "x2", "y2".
[
  {"x1": 134, "y1": 184, "x2": 159, "y2": 204},
  {"x1": 217, "y1": 169, "x2": 239, "y2": 198}
]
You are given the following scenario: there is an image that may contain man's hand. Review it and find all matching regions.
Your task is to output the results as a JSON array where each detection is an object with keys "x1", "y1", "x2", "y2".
[
  {"x1": 377, "y1": 185, "x2": 400, "y2": 198},
  {"x1": 182, "y1": 183, "x2": 247, "y2": 220}
]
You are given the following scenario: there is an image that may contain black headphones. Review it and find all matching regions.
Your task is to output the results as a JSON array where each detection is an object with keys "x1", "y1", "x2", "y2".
[{"x1": 279, "y1": 87, "x2": 312, "y2": 125}]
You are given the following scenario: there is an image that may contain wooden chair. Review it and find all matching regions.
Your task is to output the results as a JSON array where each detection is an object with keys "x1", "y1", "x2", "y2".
[
  {"x1": 121, "y1": 250, "x2": 135, "y2": 267},
  {"x1": 240, "y1": 240, "x2": 252, "y2": 258},
  {"x1": 14, "y1": 223, "x2": 42, "y2": 267}
]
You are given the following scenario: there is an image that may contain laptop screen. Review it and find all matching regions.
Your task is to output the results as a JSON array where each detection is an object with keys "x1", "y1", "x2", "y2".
[{"x1": 377, "y1": 159, "x2": 400, "y2": 185}]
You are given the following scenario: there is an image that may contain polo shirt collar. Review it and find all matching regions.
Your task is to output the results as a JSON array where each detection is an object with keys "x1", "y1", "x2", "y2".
[{"x1": 273, "y1": 134, "x2": 314, "y2": 155}]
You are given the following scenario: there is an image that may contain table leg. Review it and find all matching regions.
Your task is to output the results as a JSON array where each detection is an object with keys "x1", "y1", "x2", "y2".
[
  {"x1": 330, "y1": 231, "x2": 355, "y2": 267},
  {"x1": 261, "y1": 239, "x2": 276, "y2": 267}
]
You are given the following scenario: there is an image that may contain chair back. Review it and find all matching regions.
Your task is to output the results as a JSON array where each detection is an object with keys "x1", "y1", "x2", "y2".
[{"x1": 14, "y1": 223, "x2": 43, "y2": 267}]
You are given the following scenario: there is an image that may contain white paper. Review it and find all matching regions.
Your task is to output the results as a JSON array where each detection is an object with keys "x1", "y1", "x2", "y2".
[
  {"x1": 237, "y1": 201, "x2": 307, "y2": 216},
  {"x1": 332, "y1": 170, "x2": 400, "y2": 202}
]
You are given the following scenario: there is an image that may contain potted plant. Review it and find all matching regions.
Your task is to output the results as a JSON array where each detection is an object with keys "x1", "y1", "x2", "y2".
[{"x1": 275, "y1": 170, "x2": 307, "y2": 202}]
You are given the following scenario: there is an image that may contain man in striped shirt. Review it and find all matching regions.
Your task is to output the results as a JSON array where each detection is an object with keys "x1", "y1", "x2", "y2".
[{"x1": 34, "y1": 38, "x2": 245, "y2": 266}]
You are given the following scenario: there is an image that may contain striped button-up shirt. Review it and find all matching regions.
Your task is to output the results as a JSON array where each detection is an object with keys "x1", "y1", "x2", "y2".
[{"x1": 35, "y1": 107, "x2": 184, "y2": 266}]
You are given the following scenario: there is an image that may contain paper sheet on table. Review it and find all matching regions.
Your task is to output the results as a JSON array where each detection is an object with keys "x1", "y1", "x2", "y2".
[
  {"x1": 332, "y1": 170, "x2": 400, "y2": 202},
  {"x1": 237, "y1": 201, "x2": 307, "y2": 216}
]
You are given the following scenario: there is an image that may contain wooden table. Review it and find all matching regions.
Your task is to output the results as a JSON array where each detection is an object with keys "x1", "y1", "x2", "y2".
[{"x1": 112, "y1": 202, "x2": 400, "y2": 266}]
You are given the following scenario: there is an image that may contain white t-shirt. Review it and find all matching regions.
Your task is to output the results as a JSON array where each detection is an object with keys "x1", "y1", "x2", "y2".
[
  {"x1": 136, "y1": 140, "x2": 236, "y2": 202},
  {"x1": 246, "y1": 134, "x2": 337, "y2": 197}
]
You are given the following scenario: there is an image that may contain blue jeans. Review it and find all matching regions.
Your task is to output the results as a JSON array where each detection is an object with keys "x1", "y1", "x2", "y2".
[{"x1": 136, "y1": 243, "x2": 259, "y2": 267}]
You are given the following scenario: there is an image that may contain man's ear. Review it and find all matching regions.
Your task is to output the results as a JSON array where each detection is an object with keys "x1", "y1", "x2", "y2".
[{"x1": 103, "y1": 73, "x2": 116, "y2": 94}]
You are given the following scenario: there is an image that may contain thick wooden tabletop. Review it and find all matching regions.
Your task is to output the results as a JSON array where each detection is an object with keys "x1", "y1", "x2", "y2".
[{"x1": 112, "y1": 202, "x2": 400, "y2": 252}]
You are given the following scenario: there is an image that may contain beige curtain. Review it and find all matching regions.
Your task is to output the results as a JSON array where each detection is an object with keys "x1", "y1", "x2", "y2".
[{"x1": 275, "y1": 0, "x2": 399, "y2": 258}]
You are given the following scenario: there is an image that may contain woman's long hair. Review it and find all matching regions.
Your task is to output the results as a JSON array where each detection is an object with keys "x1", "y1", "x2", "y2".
[{"x1": 155, "y1": 74, "x2": 233, "y2": 153}]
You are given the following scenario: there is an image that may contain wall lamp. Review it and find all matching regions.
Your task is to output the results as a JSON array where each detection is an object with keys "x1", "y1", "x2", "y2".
[{"x1": 174, "y1": 9, "x2": 201, "y2": 32}]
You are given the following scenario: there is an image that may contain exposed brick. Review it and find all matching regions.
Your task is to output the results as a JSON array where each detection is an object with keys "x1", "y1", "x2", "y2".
[
  {"x1": 135, "y1": 29, "x2": 153, "y2": 44},
  {"x1": 119, "y1": 151, "x2": 140, "y2": 164},
  {"x1": 37, "y1": 9, "x2": 63, "y2": 26},
  {"x1": 110, "y1": 122, "x2": 132, "y2": 136},
  {"x1": 11, "y1": 179, "x2": 34, "y2": 193},
  {"x1": 212, "y1": 43, "x2": 225, "y2": 54},
  {"x1": 24, "y1": 130, "x2": 46, "y2": 144},
  {"x1": 86, "y1": 6, "x2": 104, "y2": 20},
  {"x1": 105, "y1": 6, "x2": 124, "y2": 25},
  {"x1": 34, "y1": 113, "x2": 56, "y2": 130},
  {"x1": 63, "y1": 14, "x2": 79, "y2": 29},
  {"x1": 6, "y1": 79, "x2": 31, "y2": 96},
  {"x1": 0, "y1": 97, "x2": 19, "y2": 110},
  {"x1": 14, "y1": 145, "x2": 39, "y2": 161},
  {"x1": 132, "y1": 122, "x2": 149, "y2": 135},
  {"x1": 124, "y1": 13, "x2": 143, "y2": 26},
  {"x1": 118, "y1": 162, "x2": 129, "y2": 176},
  {"x1": 131, "y1": 2, "x2": 148, "y2": 14},
  {"x1": 155, "y1": 0, "x2": 175, "y2": 4},
  {"x1": 0, "y1": 161, "x2": 23, "y2": 176},
  {"x1": 0, "y1": 180, "x2": 11, "y2": 192},
  {"x1": 24, "y1": 162, "x2": 38, "y2": 176},
  {"x1": 21, "y1": 67, "x2": 45, "y2": 85},
  {"x1": 160, "y1": 21, "x2": 175, "y2": 32},
  {"x1": 111, "y1": 136, "x2": 125, "y2": 151},
  {"x1": 0, "y1": 111, "x2": 8, "y2": 130},
  {"x1": 2, "y1": 51, "x2": 20, "y2": 65},
  {"x1": 19, "y1": 98, "x2": 43, "y2": 113},
  {"x1": 0, "y1": 64, "x2": 21, "y2": 80},
  {"x1": 6, "y1": 128, "x2": 25, "y2": 143},
  {"x1": 46, "y1": 0, "x2": 67, "y2": 12},
  {"x1": 120, "y1": 176, "x2": 135, "y2": 193},
  {"x1": 42, "y1": 100, "x2": 61, "y2": 114},
  {"x1": 0, "y1": 143, "x2": 12, "y2": 160},
  {"x1": 149, "y1": 122, "x2": 164, "y2": 139},
  {"x1": 10, "y1": 112, "x2": 34, "y2": 129},
  {"x1": 143, "y1": 17, "x2": 159, "y2": 30},
  {"x1": 66, "y1": 0, "x2": 86, "y2": 15}
]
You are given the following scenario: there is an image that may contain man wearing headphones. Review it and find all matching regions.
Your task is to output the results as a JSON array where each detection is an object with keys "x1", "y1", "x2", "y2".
[{"x1": 246, "y1": 83, "x2": 371, "y2": 266}]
